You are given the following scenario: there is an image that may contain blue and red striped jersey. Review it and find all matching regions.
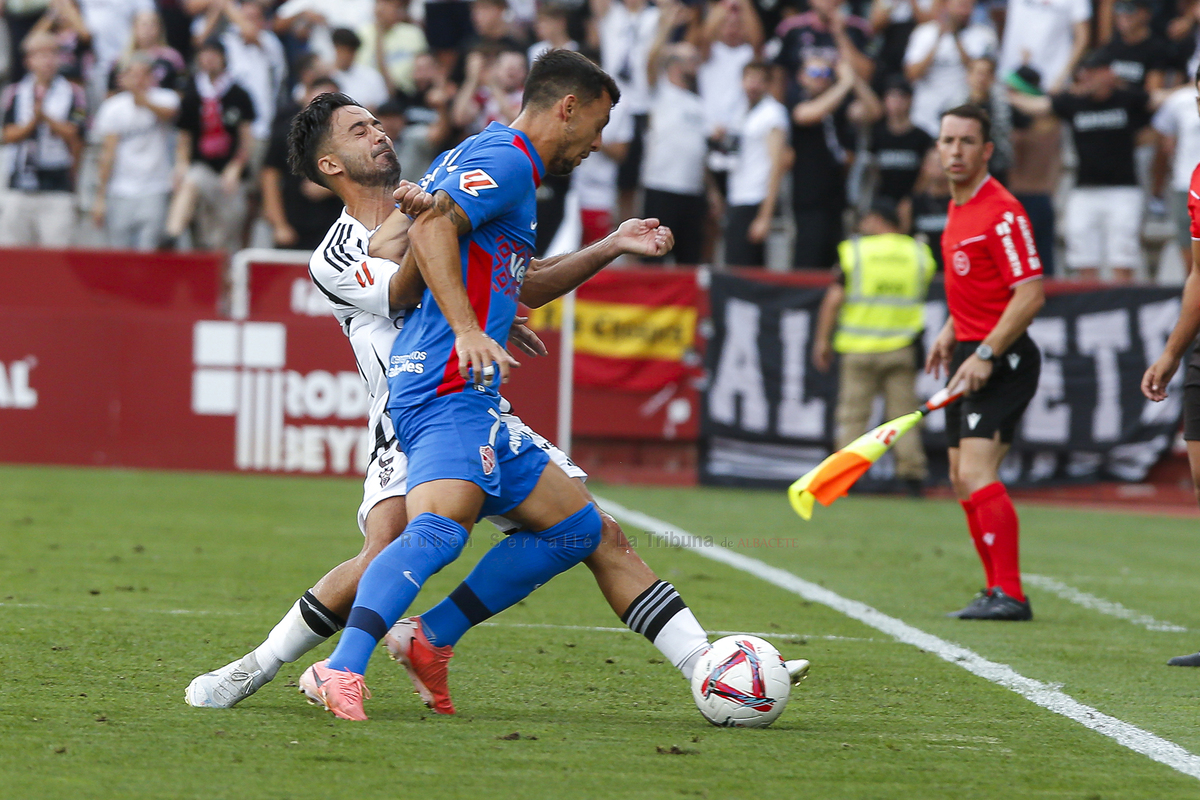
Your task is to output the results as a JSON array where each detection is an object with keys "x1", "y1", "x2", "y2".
[{"x1": 387, "y1": 122, "x2": 544, "y2": 408}]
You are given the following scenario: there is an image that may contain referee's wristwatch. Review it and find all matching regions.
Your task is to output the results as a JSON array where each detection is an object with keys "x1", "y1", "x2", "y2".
[{"x1": 974, "y1": 343, "x2": 994, "y2": 362}]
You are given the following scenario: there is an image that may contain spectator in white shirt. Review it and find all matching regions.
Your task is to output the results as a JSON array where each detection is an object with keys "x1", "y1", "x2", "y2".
[
  {"x1": 91, "y1": 55, "x2": 179, "y2": 250},
  {"x1": 903, "y1": 0, "x2": 997, "y2": 137},
  {"x1": 272, "y1": 0, "x2": 374, "y2": 64},
  {"x1": 1153, "y1": 82, "x2": 1200, "y2": 271},
  {"x1": 643, "y1": 37, "x2": 710, "y2": 265},
  {"x1": 998, "y1": 0, "x2": 1090, "y2": 93},
  {"x1": 594, "y1": 0, "x2": 660, "y2": 217},
  {"x1": 527, "y1": 3, "x2": 578, "y2": 64},
  {"x1": 699, "y1": 0, "x2": 763, "y2": 137},
  {"x1": 331, "y1": 27, "x2": 389, "y2": 110},
  {"x1": 77, "y1": 0, "x2": 153, "y2": 102},
  {"x1": 0, "y1": 30, "x2": 85, "y2": 247},
  {"x1": 724, "y1": 61, "x2": 790, "y2": 267}
]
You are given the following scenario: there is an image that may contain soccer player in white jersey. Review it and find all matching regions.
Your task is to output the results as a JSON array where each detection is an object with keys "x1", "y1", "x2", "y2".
[{"x1": 186, "y1": 91, "x2": 807, "y2": 712}]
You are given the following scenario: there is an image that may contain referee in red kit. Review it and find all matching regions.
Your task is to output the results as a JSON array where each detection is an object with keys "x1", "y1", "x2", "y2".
[{"x1": 925, "y1": 105, "x2": 1045, "y2": 621}]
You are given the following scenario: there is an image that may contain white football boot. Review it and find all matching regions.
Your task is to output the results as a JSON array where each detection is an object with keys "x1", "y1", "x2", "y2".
[
  {"x1": 785, "y1": 659, "x2": 810, "y2": 684},
  {"x1": 185, "y1": 653, "x2": 272, "y2": 708}
]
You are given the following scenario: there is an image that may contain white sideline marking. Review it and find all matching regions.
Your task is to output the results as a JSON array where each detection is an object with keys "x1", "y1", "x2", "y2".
[
  {"x1": 595, "y1": 495, "x2": 1200, "y2": 782},
  {"x1": 1022, "y1": 574, "x2": 1188, "y2": 633}
]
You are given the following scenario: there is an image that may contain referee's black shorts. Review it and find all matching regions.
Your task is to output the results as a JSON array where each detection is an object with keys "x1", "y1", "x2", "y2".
[
  {"x1": 1182, "y1": 351, "x2": 1200, "y2": 440},
  {"x1": 944, "y1": 333, "x2": 1041, "y2": 447}
]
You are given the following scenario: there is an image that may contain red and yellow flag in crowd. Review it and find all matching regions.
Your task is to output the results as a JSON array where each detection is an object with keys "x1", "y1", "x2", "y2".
[{"x1": 527, "y1": 270, "x2": 699, "y2": 392}]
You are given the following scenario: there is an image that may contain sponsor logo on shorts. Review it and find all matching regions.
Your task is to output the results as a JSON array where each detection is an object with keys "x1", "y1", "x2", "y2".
[
  {"x1": 967, "y1": 412, "x2": 982, "y2": 430},
  {"x1": 953, "y1": 250, "x2": 971, "y2": 276},
  {"x1": 982, "y1": 532, "x2": 996, "y2": 546},
  {"x1": 480, "y1": 444, "x2": 496, "y2": 475},
  {"x1": 1008, "y1": 353, "x2": 1021, "y2": 370}
]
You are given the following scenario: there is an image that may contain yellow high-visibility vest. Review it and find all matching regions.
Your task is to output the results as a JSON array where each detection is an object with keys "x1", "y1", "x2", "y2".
[{"x1": 833, "y1": 232, "x2": 934, "y2": 354}]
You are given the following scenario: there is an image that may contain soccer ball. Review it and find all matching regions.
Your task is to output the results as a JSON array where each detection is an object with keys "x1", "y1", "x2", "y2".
[{"x1": 690, "y1": 635, "x2": 792, "y2": 728}]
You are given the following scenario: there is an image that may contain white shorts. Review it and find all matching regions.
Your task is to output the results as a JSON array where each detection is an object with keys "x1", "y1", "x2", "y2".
[
  {"x1": 1064, "y1": 186, "x2": 1144, "y2": 274},
  {"x1": 355, "y1": 410, "x2": 588, "y2": 535}
]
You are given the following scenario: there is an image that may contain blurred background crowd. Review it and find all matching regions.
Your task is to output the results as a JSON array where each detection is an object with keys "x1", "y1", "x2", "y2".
[{"x1": 2, "y1": 0, "x2": 1200, "y2": 280}]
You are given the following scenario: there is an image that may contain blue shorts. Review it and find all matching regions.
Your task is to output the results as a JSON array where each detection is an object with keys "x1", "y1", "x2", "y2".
[{"x1": 394, "y1": 391, "x2": 551, "y2": 519}]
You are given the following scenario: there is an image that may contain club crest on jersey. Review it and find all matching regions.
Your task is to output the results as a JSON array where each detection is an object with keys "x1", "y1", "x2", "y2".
[
  {"x1": 460, "y1": 168, "x2": 498, "y2": 197},
  {"x1": 953, "y1": 250, "x2": 971, "y2": 276},
  {"x1": 480, "y1": 444, "x2": 496, "y2": 475}
]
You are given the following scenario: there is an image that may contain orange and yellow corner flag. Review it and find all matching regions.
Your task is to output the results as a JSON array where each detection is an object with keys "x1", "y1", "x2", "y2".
[
  {"x1": 787, "y1": 410, "x2": 925, "y2": 520},
  {"x1": 786, "y1": 385, "x2": 963, "y2": 520}
]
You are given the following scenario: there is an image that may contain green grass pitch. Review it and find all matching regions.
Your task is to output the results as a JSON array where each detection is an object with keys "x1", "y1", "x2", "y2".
[{"x1": 3, "y1": 464, "x2": 1200, "y2": 799}]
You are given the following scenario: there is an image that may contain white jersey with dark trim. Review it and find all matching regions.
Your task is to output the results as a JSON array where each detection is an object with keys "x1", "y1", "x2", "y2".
[
  {"x1": 308, "y1": 209, "x2": 407, "y2": 461},
  {"x1": 308, "y1": 208, "x2": 515, "y2": 465}
]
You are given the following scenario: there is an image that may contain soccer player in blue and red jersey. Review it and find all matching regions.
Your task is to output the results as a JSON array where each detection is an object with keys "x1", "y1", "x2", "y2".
[{"x1": 300, "y1": 51, "x2": 632, "y2": 720}]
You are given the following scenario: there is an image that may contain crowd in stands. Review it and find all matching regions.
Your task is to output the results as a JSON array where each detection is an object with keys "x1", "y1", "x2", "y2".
[{"x1": 1, "y1": 0, "x2": 1199, "y2": 280}]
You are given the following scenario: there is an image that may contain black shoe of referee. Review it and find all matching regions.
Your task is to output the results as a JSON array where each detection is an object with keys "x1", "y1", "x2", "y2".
[
  {"x1": 946, "y1": 588, "x2": 992, "y2": 618},
  {"x1": 950, "y1": 587, "x2": 1032, "y2": 621},
  {"x1": 1168, "y1": 651, "x2": 1200, "y2": 666}
]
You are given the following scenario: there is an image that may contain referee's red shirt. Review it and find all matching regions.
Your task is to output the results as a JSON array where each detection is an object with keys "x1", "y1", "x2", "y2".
[
  {"x1": 1187, "y1": 161, "x2": 1200, "y2": 240},
  {"x1": 942, "y1": 176, "x2": 1043, "y2": 342}
]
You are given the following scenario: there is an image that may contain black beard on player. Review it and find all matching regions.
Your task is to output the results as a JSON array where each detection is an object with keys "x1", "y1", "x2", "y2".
[{"x1": 345, "y1": 147, "x2": 403, "y2": 188}]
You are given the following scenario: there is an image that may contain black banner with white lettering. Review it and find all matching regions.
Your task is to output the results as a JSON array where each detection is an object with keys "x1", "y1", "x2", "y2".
[{"x1": 700, "y1": 273, "x2": 1184, "y2": 488}]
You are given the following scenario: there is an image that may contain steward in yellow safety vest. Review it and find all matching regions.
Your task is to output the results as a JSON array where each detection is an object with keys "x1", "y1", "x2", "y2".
[{"x1": 812, "y1": 197, "x2": 933, "y2": 491}]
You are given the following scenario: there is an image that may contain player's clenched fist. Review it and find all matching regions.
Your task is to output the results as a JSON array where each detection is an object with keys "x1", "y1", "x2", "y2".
[
  {"x1": 393, "y1": 180, "x2": 433, "y2": 215},
  {"x1": 613, "y1": 217, "x2": 674, "y2": 258}
]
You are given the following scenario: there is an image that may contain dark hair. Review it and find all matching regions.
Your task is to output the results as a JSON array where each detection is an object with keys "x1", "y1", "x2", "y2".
[
  {"x1": 198, "y1": 37, "x2": 226, "y2": 62},
  {"x1": 537, "y1": 2, "x2": 569, "y2": 18},
  {"x1": 940, "y1": 104, "x2": 992, "y2": 142},
  {"x1": 522, "y1": 49, "x2": 620, "y2": 111},
  {"x1": 287, "y1": 92, "x2": 361, "y2": 186},
  {"x1": 331, "y1": 27, "x2": 362, "y2": 50},
  {"x1": 743, "y1": 60, "x2": 771, "y2": 77}
]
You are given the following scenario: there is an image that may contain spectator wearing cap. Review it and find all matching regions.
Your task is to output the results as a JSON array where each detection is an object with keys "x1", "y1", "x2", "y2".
[
  {"x1": 91, "y1": 54, "x2": 179, "y2": 250},
  {"x1": 165, "y1": 38, "x2": 255, "y2": 250},
  {"x1": 331, "y1": 27, "x2": 389, "y2": 110},
  {"x1": 724, "y1": 60, "x2": 790, "y2": 267},
  {"x1": 1100, "y1": 0, "x2": 1172, "y2": 92},
  {"x1": 868, "y1": 74, "x2": 933, "y2": 230},
  {"x1": 1005, "y1": 65, "x2": 1061, "y2": 276},
  {"x1": 903, "y1": 0, "x2": 996, "y2": 137},
  {"x1": 0, "y1": 30, "x2": 85, "y2": 247},
  {"x1": 812, "y1": 197, "x2": 934, "y2": 496},
  {"x1": 1010, "y1": 51, "x2": 1155, "y2": 281},
  {"x1": 527, "y1": 3, "x2": 577, "y2": 64},
  {"x1": 997, "y1": 0, "x2": 1090, "y2": 94},
  {"x1": 789, "y1": 53, "x2": 881, "y2": 268}
]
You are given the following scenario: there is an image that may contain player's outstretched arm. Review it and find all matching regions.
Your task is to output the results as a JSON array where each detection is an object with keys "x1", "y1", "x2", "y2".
[
  {"x1": 520, "y1": 218, "x2": 674, "y2": 308},
  {"x1": 1144, "y1": 251, "x2": 1200, "y2": 401},
  {"x1": 409, "y1": 189, "x2": 518, "y2": 384}
]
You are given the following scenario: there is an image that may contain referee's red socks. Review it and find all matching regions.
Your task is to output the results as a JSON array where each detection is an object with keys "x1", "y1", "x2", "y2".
[
  {"x1": 959, "y1": 498, "x2": 995, "y2": 588},
  {"x1": 969, "y1": 482, "x2": 1025, "y2": 602}
]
